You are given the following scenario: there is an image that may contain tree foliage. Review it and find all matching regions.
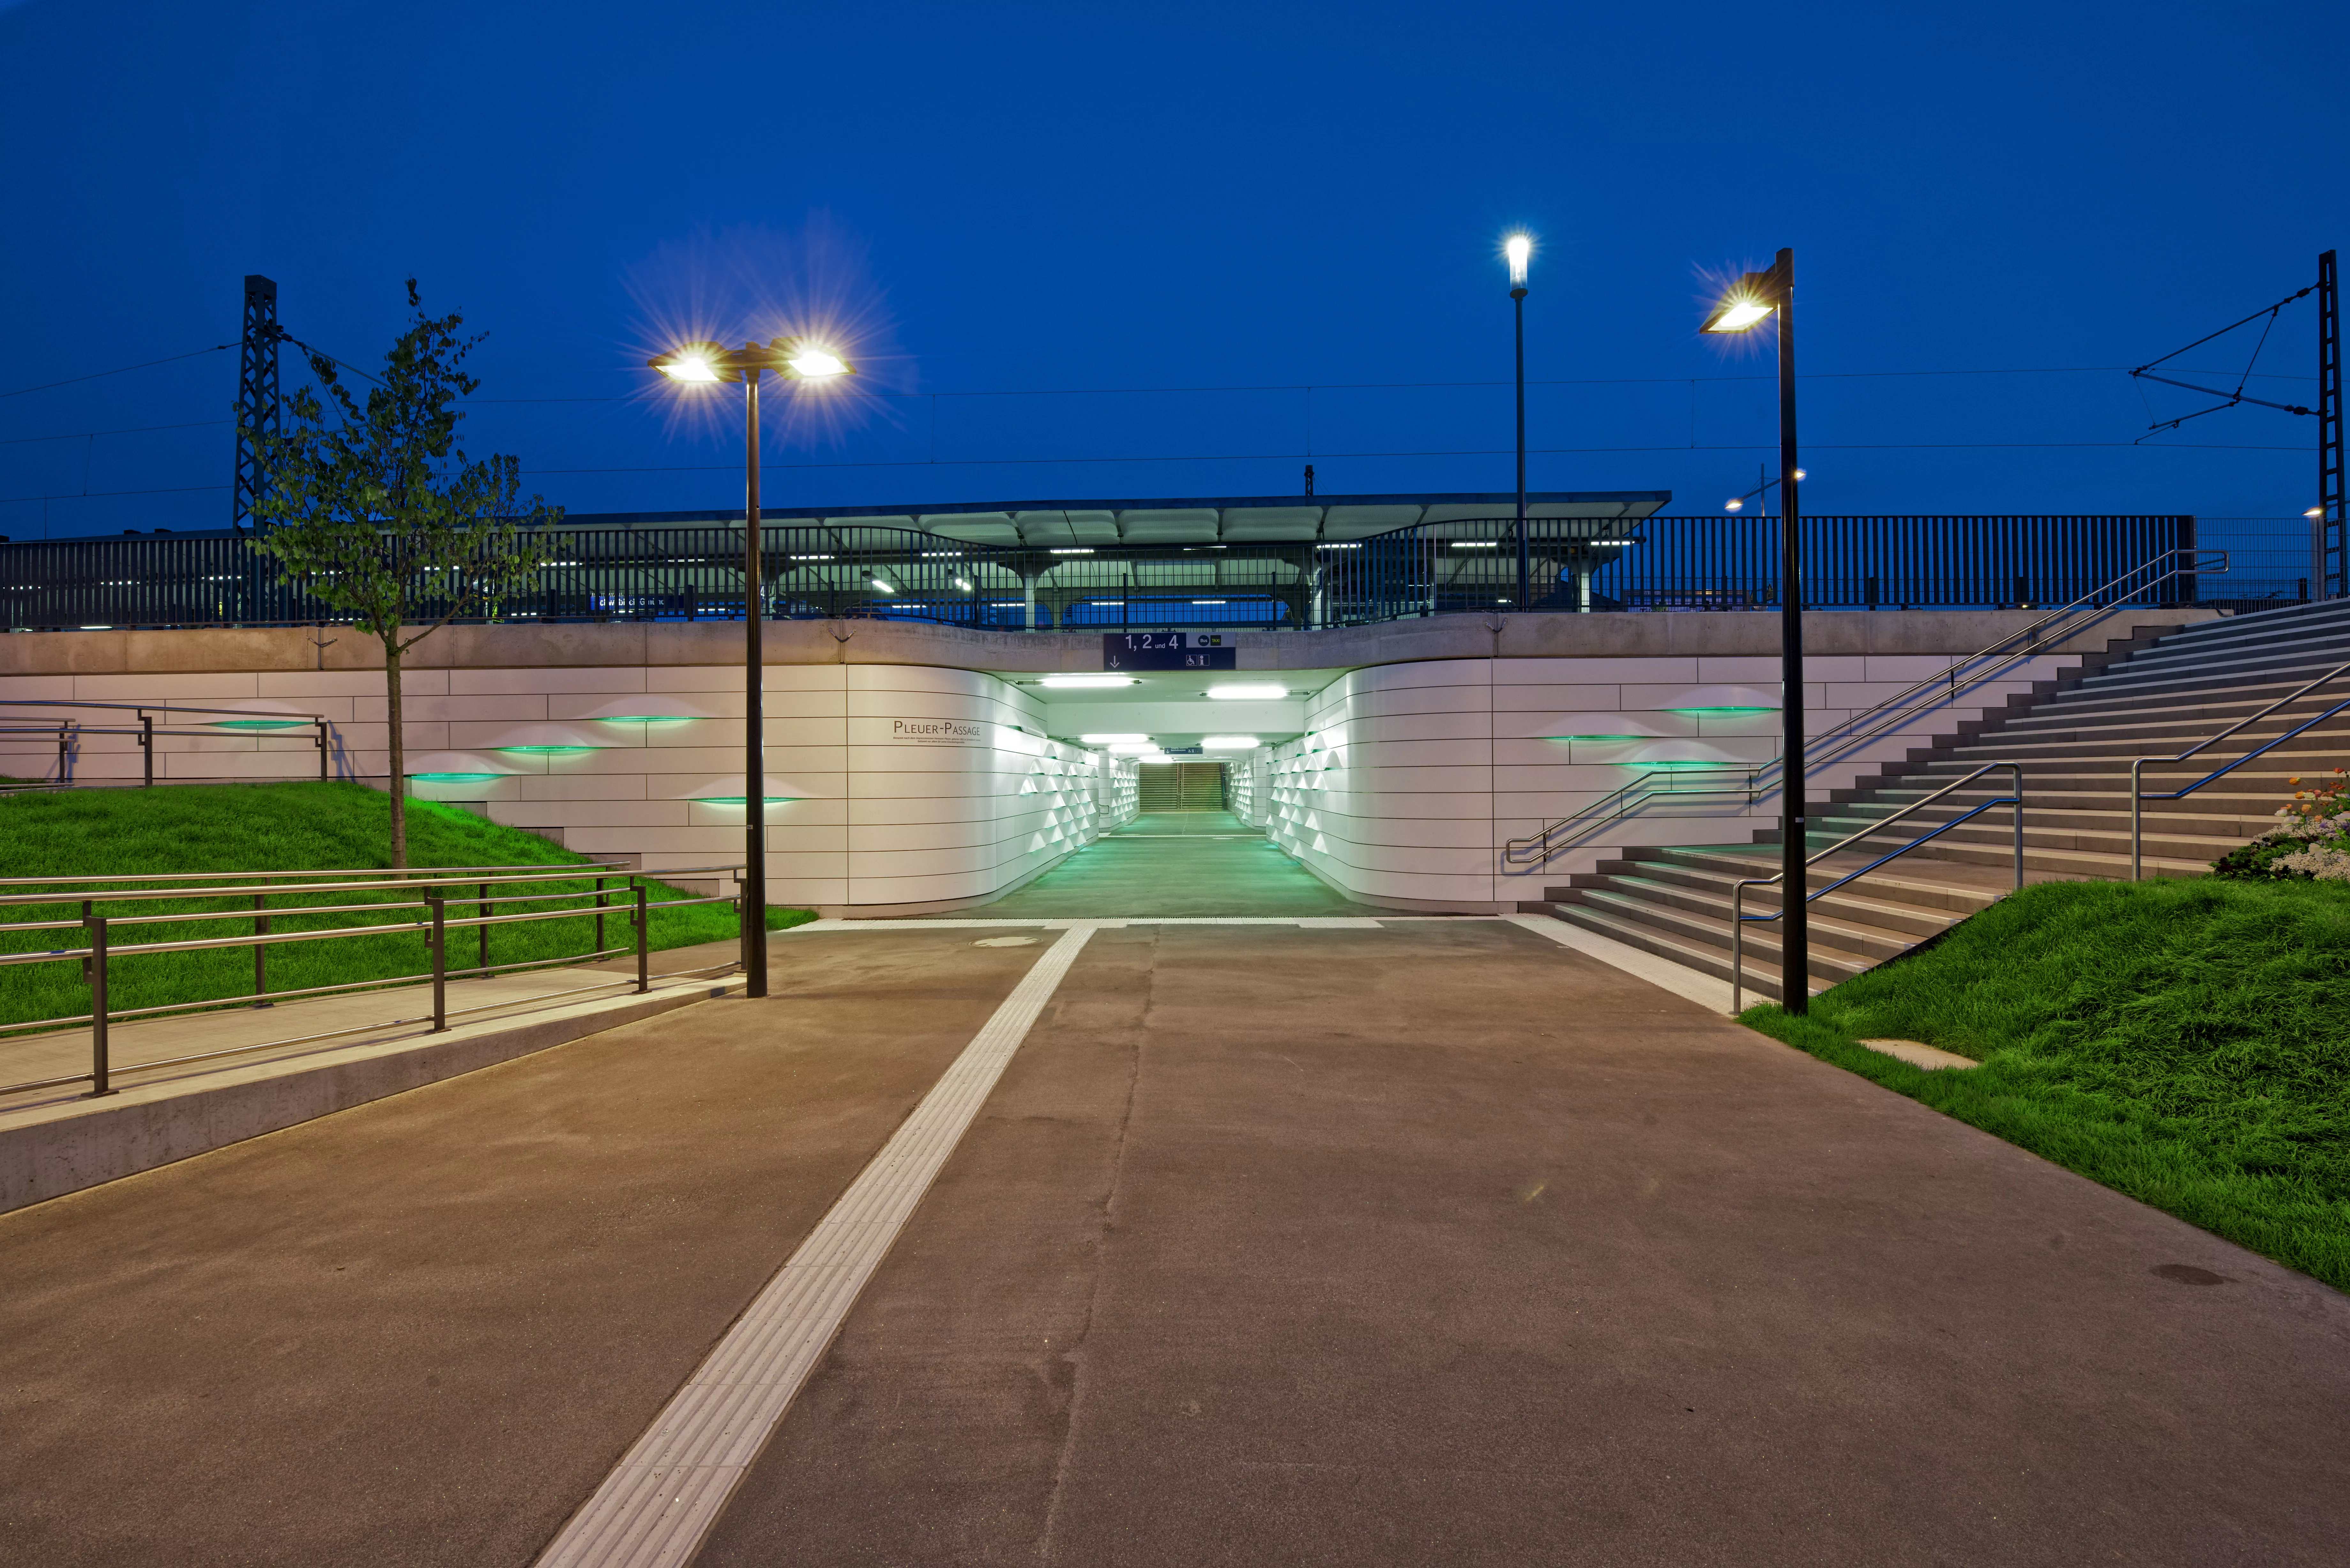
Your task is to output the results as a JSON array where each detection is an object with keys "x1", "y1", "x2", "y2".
[{"x1": 243, "y1": 280, "x2": 560, "y2": 865}]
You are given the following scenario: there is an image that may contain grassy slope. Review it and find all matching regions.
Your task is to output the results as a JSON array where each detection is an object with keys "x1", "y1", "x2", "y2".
[
  {"x1": 0, "y1": 781, "x2": 813, "y2": 1028},
  {"x1": 1741, "y1": 877, "x2": 2350, "y2": 1290}
]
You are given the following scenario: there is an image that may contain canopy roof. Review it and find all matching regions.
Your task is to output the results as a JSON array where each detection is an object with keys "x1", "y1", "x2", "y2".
[{"x1": 560, "y1": 491, "x2": 1670, "y2": 548}]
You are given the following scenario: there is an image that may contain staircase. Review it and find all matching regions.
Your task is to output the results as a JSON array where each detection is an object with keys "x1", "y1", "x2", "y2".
[
  {"x1": 1138, "y1": 762, "x2": 1228, "y2": 812},
  {"x1": 1530, "y1": 598, "x2": 2350, "y2": 1002}
]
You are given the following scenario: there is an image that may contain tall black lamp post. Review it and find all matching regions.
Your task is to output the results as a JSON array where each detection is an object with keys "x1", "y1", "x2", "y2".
[
  {"x1": 1702, "y1": 249, "x2": 1807, "y2": 1011},
  {"x1": 648, "y1": 337, "x2": 855, "y2": 998},
  {"x1": 1507, "y1": 233, "x2": 1533, "y2": 608}
]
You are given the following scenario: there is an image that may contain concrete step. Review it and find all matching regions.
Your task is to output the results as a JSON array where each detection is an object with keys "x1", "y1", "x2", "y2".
[{"x1": 1527, "y1": 897, "x2": 1807, "y2": 1004}]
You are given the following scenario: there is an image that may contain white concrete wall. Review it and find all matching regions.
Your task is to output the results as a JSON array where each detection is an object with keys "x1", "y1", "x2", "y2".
[
  {"x1": 0, "y1": 663, "x2": 1108, "y2": 916},
  {"x1": 1228, "y1": 749, "x2": 1270, "y2": 827},
  {"x1": 1266, "y1": 650, "x2": 2086, "y2": 912}
]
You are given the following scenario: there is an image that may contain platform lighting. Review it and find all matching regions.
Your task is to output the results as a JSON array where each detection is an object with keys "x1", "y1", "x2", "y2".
[
  {"x1": 1206, "y1": 684, "x2": 1286, "y2": 700},
  {"x1": 1701, "y1": 248, "x2": 1809, "y2": 1014},
  {"x1": 954, "y1": 577, "x2": 974, "y2": 592},
  {"x1": 1504, "y1": 232, "x2": 1534, "y2": 607},
  {"x1": 646, "y1": 335, "x2": 854, "y2": 1001},
  {"x1": 1081, "y1": 733, "x2": 1149, "y2": 744},
  {"x1": 1202, "y1": 736, "x2": 1261, "y2": 749},
  {"x1": 1040, "y1": 674, "x2": 1137, "y2": 689}
]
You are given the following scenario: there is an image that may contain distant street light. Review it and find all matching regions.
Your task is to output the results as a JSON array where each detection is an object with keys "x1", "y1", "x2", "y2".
[
  {"x1": 646, "y1": 337, "x2": 853, "y2": 998},
  {"x1": 1702, "y1": 249, "x2": 1808, "y2": 1013},
  {"x1": 1506, "y1": 234, "x2": 1534, "y2": 610}
]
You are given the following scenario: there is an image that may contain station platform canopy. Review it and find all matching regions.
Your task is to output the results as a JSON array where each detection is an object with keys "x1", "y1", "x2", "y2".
[{"x1": 559, "y1": 491, "x2": 1671, "y2": 549}]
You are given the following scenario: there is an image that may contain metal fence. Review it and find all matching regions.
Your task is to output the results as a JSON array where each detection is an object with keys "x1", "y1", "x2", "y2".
[{"x1": 0, "y1": 513, "x2": 2276, "y2": 635}]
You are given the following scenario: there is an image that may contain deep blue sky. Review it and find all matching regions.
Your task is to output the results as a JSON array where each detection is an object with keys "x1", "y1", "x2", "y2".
[{"x1": 4, "y1": 0, "x2": 2345, "y2": 541}]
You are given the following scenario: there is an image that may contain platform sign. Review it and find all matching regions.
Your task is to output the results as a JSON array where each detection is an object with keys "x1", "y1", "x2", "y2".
[{"x1": 1102, "y1": 632, "x2": 1238, "y2": 671}]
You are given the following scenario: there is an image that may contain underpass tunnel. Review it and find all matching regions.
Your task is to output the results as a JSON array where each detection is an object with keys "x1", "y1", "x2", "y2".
[{"x1": 969, "y1": 665, "x2": 1362, "y2": 917}]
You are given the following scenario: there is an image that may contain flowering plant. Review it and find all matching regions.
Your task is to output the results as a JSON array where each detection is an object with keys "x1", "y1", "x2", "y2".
[{"x1": 2213, "y1": 767, "x2": 2350, "y2": 881}]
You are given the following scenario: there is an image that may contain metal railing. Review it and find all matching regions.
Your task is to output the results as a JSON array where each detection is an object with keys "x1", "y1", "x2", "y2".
[
  {"x1": 0, "y1": 861, "x2": 747, "y2": 1101},
  {"x1": 0, "y1": 514, "x2": 2210, "y2": 634},
  {"x1": 1503, "y1": 549, "x2": 2222, "y2": 868},
  {"x1": 2128, "y1": 659, "x2": 2350, "y2": 877},
  {"x1": 1730, "y1": 762, "x2": 2023, "y2": 1013},
  {"x1": 0, "y1": 699, "x2": 333, "y2": 789}
]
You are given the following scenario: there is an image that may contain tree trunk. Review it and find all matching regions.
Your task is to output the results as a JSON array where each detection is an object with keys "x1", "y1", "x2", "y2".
[{"x1": 384, "y1": 638, "x2": 408, "y2": 869}]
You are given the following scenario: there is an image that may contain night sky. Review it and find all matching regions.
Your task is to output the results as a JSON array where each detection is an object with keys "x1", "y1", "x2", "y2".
[{"x1": 3, "y1": 0, "x2": 2345, "y2": 541}]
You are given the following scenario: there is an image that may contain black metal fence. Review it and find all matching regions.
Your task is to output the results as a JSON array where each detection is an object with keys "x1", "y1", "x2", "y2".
[{"x1": 0, "y1": 513, "x2": 2260, "y2": 634}]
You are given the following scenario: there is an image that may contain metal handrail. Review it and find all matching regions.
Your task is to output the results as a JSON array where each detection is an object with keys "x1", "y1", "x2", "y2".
[
  {"x1": 0, "y1": 861, "x2": 750, "y2": 1100},
  {"x1": 1504, "y1": 765, "x2": 1763, "y2": 864},
  {"x1": 0, "y1": 859, "x2": 629, "y2": 893},
  {"x1": 1502, "y1": 549, "x2": 2217, "y2": 868},
  {"x1": 1730, "y1": 761, "x2": 2023, "y2": 1013},
  {"x1": 2128, "y1": 658, "x2": 2350, "y2": 877},
  {"x1": 0, "y1": 698, "x2": 337, "y2": 788},
  {"x1": 0, "y1": 862, "x2": 640, "y2": 910}
]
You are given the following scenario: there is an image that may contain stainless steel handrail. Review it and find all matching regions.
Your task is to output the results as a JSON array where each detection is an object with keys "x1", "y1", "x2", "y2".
[
  {"x1": 0, "y1": 860, "x2": 628, "y2": 892},
  {"x1": 1502, "y1": 549, "x2": 2218, "y2": 868},
  {"x1": 2128, "y1": 658, "x2": 2350, "y2": 878},
  {"x1": 1730, "y1": 762, "x2": 2023, "y2": 1013},
  {"x1": 0, "y1": 862, "x2": 750, "y2": 1099},
  {"x1": 1503, "y1": 765, "x2": 1764, "y2": 864},
  {"x1": 0, "y1": 863, "x2": 641, "y2": 910}
]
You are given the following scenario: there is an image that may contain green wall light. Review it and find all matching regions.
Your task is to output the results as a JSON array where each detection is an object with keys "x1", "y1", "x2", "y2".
[
  {"x1": 499, "y1": 745, "x2": 602, "y2": 755},
  {"x1": 598, "y1": 715, "x2": 699, "y2": 724},
  {"x1": 692, "y1": 796, "x2": 799, "y2": 804},
  {"x1": 210, "y1": 719, "x2": 312, "y2": 730},
  {"x1": 1672, "y1": 706, "x2": 1777, "y2": 715},
  {"x1": 409, "y1": 772, "x2": 501, "y2": 783}
]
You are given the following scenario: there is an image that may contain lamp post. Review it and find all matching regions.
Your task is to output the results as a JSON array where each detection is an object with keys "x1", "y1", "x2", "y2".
[
  {"x1": 1506, "y1": 234, "x2": 1533, "y2": 609},
  {"x1": 648, "y1": 338, "x2": 855, "y2": 998},
  {"x1": 1702, "y1": 249, "x2": 1806, "y2": 1012}
]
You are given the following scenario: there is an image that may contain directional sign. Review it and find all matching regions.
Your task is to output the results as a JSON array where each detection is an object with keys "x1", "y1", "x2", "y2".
[{"x1": 1102, "y1": 632, "x2": 1238, "y2": 671}]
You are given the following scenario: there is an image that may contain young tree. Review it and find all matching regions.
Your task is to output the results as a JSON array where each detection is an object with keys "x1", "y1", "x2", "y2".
[{"x1": 246, "y1": 280, "x2": 560, "y2": 868}]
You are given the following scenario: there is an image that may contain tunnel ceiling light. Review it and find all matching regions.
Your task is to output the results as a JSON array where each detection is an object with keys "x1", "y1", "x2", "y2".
[
  {"x1": 1081, "y1": 733, "x2": 1149, "y2": 743},
  {"x1": 1040, "y1": 674, "x2": 1138, "y2": 688},
  {"x1": 1202, "y1": 736, "x2": 1260, "y2": 749},
  {"x1": 1450, "y1": 540, "x2": 1500, "y2": 548},
  {"x1": 1050, "y1": 547, "x2": 1095, "y2": 554},
  {"x1": 1192, "y1": 599, "x2": 1227, "y2": 605},
  {"x1": 1206, "y1": 684, "x2": 1286, "y2": 700}
]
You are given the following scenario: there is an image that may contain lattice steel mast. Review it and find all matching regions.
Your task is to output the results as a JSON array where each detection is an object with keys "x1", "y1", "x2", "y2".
[{"x1": 231, "y1": 275, "x2": 283, "y2": 532}]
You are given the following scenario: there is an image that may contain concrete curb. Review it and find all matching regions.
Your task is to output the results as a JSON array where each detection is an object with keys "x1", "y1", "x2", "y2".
[{"x1": 0, "y1": 977, "x2": 740, "y2": 1216}]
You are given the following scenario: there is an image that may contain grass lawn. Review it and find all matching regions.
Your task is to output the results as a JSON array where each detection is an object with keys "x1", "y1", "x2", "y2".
[
  {"x1": 0, "y1": 781, "x2": 814, "y2": 1031},
  {"x1": 1741, "y1": 877, "x2": 2350, "y2": 1291}
]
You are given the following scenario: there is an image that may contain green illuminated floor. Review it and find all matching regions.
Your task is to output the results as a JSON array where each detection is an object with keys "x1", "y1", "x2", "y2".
[{"x1": 967, "y1": 810, "x2": 1372, "y2": 917}]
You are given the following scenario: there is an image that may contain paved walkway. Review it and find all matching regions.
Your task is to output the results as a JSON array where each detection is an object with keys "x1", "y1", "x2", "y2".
[
  {"x1": 965, "y1": 810, "x2": 1372, "y2": 917},
  {"x1": 3, "y1": 918, "x2": 2346, "y2": 1565}
]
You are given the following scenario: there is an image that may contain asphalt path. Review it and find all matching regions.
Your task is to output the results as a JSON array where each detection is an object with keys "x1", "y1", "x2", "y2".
[
  {"x1": 698, "y1": 921, "x2": 2350, "y2": 1567},
  {"x1": 4, "y1": 918, "x2": 2348, "y2": 1565},
  {"x1": 0, "y1": 930, "x2": 1043, "y2": 1568}
]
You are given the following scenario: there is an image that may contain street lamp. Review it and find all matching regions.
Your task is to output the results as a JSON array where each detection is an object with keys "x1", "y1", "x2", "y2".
[
  {"x1": 1702, "y1": 248, "x2": 1807, "y2": 1013},
  {"x1": 647, "y1": 336, "x2": 855, "y2": 998},
  {"x1": 1506, "y1": 233, "x2": 1533, "y2": 609}
]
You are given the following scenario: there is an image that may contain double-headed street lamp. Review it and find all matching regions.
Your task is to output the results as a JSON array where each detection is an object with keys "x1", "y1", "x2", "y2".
[
  {"x1": 1506, "y1": 233, "x2": 1533, "y2": 607},
  {"x1": 1701, "y1": 248, "x2": 1807, "y2": 1012},
  {"x1": 648, "y1": 337, "x2": 855, "y2": 998}
]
